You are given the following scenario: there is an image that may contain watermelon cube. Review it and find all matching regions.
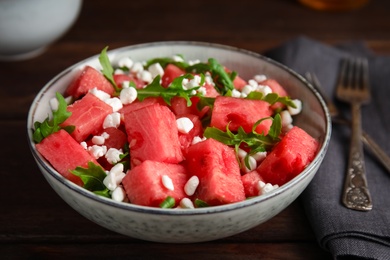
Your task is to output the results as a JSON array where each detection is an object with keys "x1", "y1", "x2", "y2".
[
  {"x1": 114, "y1": 74, "x2": 146, "y2": 89},
  {"x1": 60, "y1": 92, "x2": 113, "y2": 142},
  {"x1": 119, "y1": 97, "x2": 165, "y2": 116},
  {"x1": 241, "y1": 171, "x2": 264, "y2": 197},
  {"x1": 122, "y1": 160, "x2": 188, "y2": 207},
  {"x1": 65, "y1": 66, "x2": 114, "y2": 98},
  {"x1": 210, "y1": 96, "x2": 273, "y2": 134},
  {"x1": 259, "y1": 78, "x2": 289, "y2": 110},
  {"x1": 36, "y1": 129, "x2": 99, "y2": 186},
  {"x1": 98, "y1": 127, "x2": 127, "y2": 150},
  {"x1": 177, "y1": 114, "x2": 203, "y2": 155},
  {"x1": 257, "y1": 126, "x2": 319, "y2": 186},
  {"x1": 123, "y1": 103, "x2": 184, "y2": 166},
  {"x1": 185, "y1": 138, "x2": 245, "y2": 206},
  {"x1": 161, "y1": 64, "x2": 185, "y2": 88}
]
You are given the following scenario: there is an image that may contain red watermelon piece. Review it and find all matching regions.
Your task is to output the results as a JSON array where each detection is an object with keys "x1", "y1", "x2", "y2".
[
  {"x1": 122, "y1": 160, "x2": 188, "y2": 207},
  {"x1": 36, "y1": 129, "x2": 99, "y2": 186},
  {"x1": 65, "y1": 66, "x2": 114, "y2": 98},
  {"x1": 114, "y1": 74, "x2": 146, "y2": 89},
  {"x1": 233, "y1": 75, "x2": 248, "y2": 90},
  {"x1": 210, "y1": 96, "x2": 273, "y2": 134},
  {"x1": 241, "y1": 171, "x2": 264, "y2": 197},
  {"x1": 257, "y1": 126, "x2": 319, "y2": 186},
  {"x1": 100, "y1": 127, "x2": 127, "y2": 150},
  {"x1": 185, "y1": 138, "x2": 245, "y2": 206},
  {"x1": 170, "y1": 96, "x2": 200, "y2": 116},
  {"x1": 161, "y1": 64, "x2": 185, "y2": 88},
  {"x1": 119, "y1": 97, "x2": 166, "y2": 116},
  {"x1": 259, "y1": 78, "x2": 289, "y2": 110},
  {"x1": 177, "y1": 114, "x2": 203, "y2": 156},
  {"x1": 123, "y1": 103, "x2": 184, "y2": 166},
  {"x1": 60, "y1": 92, "x2": 113, "y2": 142}
]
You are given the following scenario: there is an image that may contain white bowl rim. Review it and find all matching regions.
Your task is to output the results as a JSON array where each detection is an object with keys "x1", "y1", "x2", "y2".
[{"x1": 27, "y1": 40, "x2": 332, "y2": 216}]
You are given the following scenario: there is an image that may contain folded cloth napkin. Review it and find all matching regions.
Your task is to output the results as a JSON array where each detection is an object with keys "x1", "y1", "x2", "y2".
[{"x1": 264, "y1": 36, "x2": 390, "y2": 260}]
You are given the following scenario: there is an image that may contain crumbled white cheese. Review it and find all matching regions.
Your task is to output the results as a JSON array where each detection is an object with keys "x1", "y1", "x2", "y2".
[
  {"x1": 114, "y1": 68, "x2": 125, "y2": 75},
  {"x1": 103, "y1": 112, "x2": 121, "y2": 129},
  {"x1": 241, "y1": 155, "x2": 257, "y2": 173},
  {"x1": 111, "y1": 185, "x2": 126, "y2": 202},
  {"x1": 231, "y1": 89, "x2": 242, "y2": 98},
  {"x1": 121, "y1": 80, "x2": 130, "y2": 89},
  {"x1": 80, "y1": 141, "x2": 88, "y2": 150},
  {"x1": 103, "y1": 163, "x2": 126, "y2": 191},
  {"x1": 120, "y1": 87, "x2": 137, "y2": 105},
  {"x1": 176, "y1": 117, "x2": 194, "y2": 134},
  {"x1": 162, "y1": 175, "x2": 174, "y2": 191},
  {"x1": 241, "y1": 84, "x2": 255, "y2": 96},
  {"x1": 180, "y1": 198, "x2": 195, "y2": 209},
  {"x1": 148, "y1": 63, "x2": 164, "y2": 78},
  {"x1": 92, "y1": 135, "x2": 105, "y2": 145},
  {"x1": 288, "y1": 99, "x2": 302, "y2": 115},
  {"x1": 254, "y1": 74, "x2": 267, "y2": 83},
  {"x1": 118, "y1": 57, "x2": 134, "y2": 69},
  {"x1": 138, "y1": 70, "x2": 152, "y2": 83},
  {"x1": 184, "y1": 176, "x2": 199, "y2": 196},
  {"x1": 89, "y1": 87, "x2": 110, "y2": 101},
  {"x1": 105, "y1": 97, "x2": 123, "y2": 112},
  {"x1": 252, "y1": 151, "x2": 267, "y2": 162},
  {"x1": 105, "y1": 148, "x2": 123, "y2": 164},
  {"x1": 280, "y1": 110, "x2": 293, "y2": 128},
  {"x1": 172, "y1": 55, "x2": 184, "y2": 62},
  {"x1": 130, "y1": 61, "x2": 144, "y2": 74},
  {"x1": 191, "y1": 136, "x2": 206, "y2": 145},
  {"x1": 257, "y1": 181, "x2": 279, "y2": 195},
  {"x1": 88, "y1": 145, "x2": 107, "y2": 159},
  {"x1": 197, "y1": 86, "x2": 207, "y2": 96},
  {"x1": 256, "y1": 85, "x2": 273, "y2": 96}
]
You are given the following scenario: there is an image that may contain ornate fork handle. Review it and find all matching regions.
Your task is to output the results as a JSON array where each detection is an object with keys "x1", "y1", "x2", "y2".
[{"x1": 342, "y1": 103, "x2": 372, "y2": 211}]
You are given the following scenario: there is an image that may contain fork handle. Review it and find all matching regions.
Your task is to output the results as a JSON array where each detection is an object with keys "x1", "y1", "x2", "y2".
[{"x1": 342, "y1": 103, "x2": 373, "y2": 211}]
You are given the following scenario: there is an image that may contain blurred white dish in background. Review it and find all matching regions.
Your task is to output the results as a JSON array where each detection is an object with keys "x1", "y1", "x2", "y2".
[{"x1": 0, "y1": 0, "x2": 82, "y2": 61}]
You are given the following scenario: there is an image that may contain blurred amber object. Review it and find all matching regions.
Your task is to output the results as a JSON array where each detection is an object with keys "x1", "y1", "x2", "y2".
[{"x1": 298, "y1": 0, "x2": 369, "y2": 11}]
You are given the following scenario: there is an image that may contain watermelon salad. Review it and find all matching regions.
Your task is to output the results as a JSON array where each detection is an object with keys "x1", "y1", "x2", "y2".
[{"x1": 32, "y1": 47, "x2": 319, "y2": 209}]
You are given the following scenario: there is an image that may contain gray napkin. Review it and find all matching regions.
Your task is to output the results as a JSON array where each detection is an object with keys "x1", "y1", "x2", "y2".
[{"x1": 264, "y1": 36, "x2": 390, "y2": 260}]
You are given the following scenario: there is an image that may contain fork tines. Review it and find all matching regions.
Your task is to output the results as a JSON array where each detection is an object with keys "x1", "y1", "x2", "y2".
[{"x1": 337, "y1": 57, "x2": 371, "y2": 103}]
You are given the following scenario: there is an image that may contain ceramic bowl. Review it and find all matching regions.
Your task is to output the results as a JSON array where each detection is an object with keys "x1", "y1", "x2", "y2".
[
  {"x1": 0, "y1": 0, "x2": 82, "y2": 61},
  {"x1": 27, "y1": 42, "x2": 331, "y2": 243}
]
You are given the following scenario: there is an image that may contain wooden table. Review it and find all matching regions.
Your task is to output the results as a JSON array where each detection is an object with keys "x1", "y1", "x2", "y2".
[{"x1": 1, "y1": 0, "x2": 389, "y2": 258}]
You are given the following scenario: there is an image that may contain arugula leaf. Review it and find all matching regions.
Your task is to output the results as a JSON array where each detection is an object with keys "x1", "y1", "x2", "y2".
[
  {"x1": 145, "y1": 57, "x2": 188, "y2": 70},
  {"x1": 203, "y1": 114, "x2": 282, "y2": 168},
  {"x1": 160, "y1": 196, "x2": 175, "y2": 208},
  {"x1": 70, "y1": 162, "x2": 109, "y2": 197},
  {"x1": 98, "y1": 46, "x2": 120, "y2": 93},
  {"x1": 246, "y1": 92, "x2": 297, "y2": 108},
  {"x1": 136, "y1": 74, "x2": 199, "y2": 106},
  {"x1": 208, "y1": 58, "x2": 235, "y2": 95},
  {"x1": 194, "y1": 199, "x2": 209, "y2": 208},
  {"x1": 33, "y1": 92, "x2": 74, "y2": 143}
]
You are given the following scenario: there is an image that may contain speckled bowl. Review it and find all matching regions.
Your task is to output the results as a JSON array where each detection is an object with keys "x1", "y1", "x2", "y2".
[{"x1": 27, "y1": 42, "x2": 331, "y2": 243}]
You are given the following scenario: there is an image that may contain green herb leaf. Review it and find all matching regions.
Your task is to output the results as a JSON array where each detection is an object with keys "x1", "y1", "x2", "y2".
[
  {"x1": 204, "y1": 115, "x2": 282, "y2": 165},
  {"x1": 136, "y1": 74, "x2": 199, "y2": 106},
  {"x1": 160, "y1": 196, "x2": 175, "y2": 208},
  {"x1": 32, "y1": 92, "x2": 73, "y2": 143},
  {"x1": 145, "y1": 57, "x2": 189, "y2": 70},
  {"x1": 208, "y1": 58, "x2": 235, "y2": 95},
  {"x1": 246, "y1": 92, "x2": 296, "y2": 108},
  {"x1": 70, "y1": 162, "x2": 108, "y2": 195},
  {"x1": 194, "y1": 199, "x2": 209, "y2": 208},
  {"x1": 99, "y1": 46, "x2": 120, "y2": 93}
]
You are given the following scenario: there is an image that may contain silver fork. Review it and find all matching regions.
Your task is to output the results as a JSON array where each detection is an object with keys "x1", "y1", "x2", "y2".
[
  {"x1": 305, "y1": 73, "x2": 390, "y2": 175},
  {"x1": 336, "y1": 57, "x2": 372, "y2": 211}
]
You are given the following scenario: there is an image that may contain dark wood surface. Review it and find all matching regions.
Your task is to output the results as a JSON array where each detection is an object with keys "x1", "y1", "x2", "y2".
[{"x1": 1, "y1": 0, "x2": 389, "y2": 258}]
